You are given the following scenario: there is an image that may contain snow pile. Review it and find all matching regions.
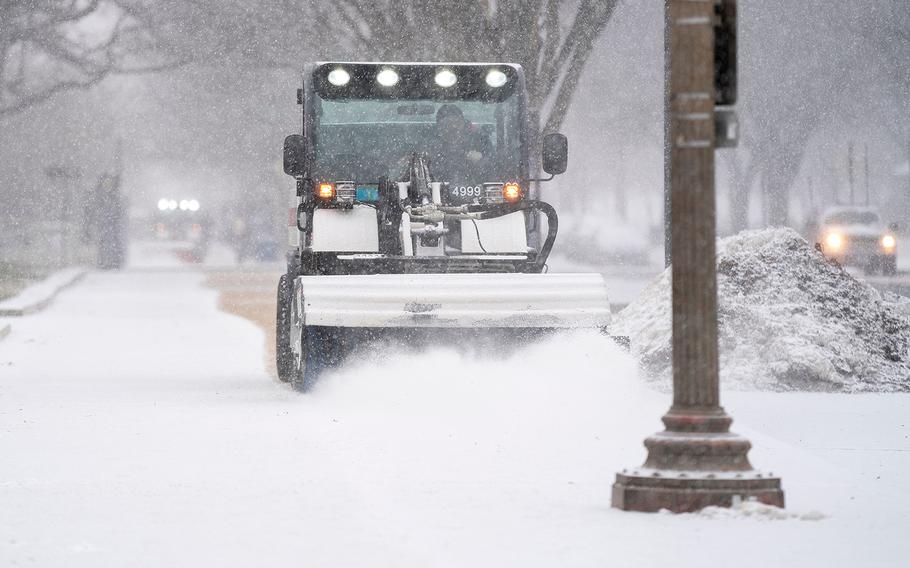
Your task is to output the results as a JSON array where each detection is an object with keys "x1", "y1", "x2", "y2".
[
  {"x1": 612, "y1": 228, "x2": 910, "y2": 392},
  {"x1": 689, "y1": 499, "x2": 825, "y2": 522}
]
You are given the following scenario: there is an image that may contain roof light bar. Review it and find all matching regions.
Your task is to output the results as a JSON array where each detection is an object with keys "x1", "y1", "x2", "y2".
[
  {"x1": 376, "y1": 68, "x2": 399, "y2": 87},
  {"x1": 327, "y1": 68, "x2": 350, "y2": 86},
  {"x1": 434, "y1": 69, "x2": 457, "y2": 88},
  {"x1": 485, "y1": 69, "x2": 508, "y2": 88}
]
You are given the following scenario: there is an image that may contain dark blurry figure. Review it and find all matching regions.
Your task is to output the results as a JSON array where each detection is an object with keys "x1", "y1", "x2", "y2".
[
  {"x1": 428, "y1": 104, "x2": 491, "y2": 182},
  {"x1": 229, "y1": 195, "x2": 280, "y2": 263},
  {"x1": 92, "y1": 173, "x2": 126, "y2": 269}
]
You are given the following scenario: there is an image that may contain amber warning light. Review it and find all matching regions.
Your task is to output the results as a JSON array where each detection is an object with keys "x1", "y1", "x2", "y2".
[
  {"x1": 316, "y1": 182, "x2": 335, "y2": 200},
  {"x1": 503, "y1": 182, "x2": 522, "y2": 203}
]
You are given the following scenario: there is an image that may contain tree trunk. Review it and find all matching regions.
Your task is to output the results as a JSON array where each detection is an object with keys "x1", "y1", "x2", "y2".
[
  {"x1": 726, "y1": 154, "x2": 753, "y2": 234},
  {"x1": 614, "y1": 146, "x2": 628, "y2": 221},
  {"x1": 761, "y1": 168, "x2": 789, "y2": 227}
]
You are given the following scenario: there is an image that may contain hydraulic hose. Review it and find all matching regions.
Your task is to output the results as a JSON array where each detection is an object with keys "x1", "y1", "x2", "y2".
[
  {"x1": 394, "y1": 160, "x2": 558, "y2": 270},
  {"x1": 473, "y1": 200, "x2": 558, "y2": 271},
  {"x1": 397, "y1": 198, "x2": 558, "y2": 270}
]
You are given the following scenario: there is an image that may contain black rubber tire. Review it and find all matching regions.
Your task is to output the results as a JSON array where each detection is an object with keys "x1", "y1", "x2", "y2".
[
  {"x1": 275, "y1": 274, "x2": 294, "y2": 383},
  {"x1": 292, "y1": 326, "x2": 341, "y2": 392},
  {"x1": 290, "y1": 326, "x2": 310, "y2": 392}
]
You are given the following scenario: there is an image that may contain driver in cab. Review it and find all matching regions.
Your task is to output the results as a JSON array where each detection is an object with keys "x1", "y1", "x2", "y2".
[{"x1": 428, "y1": 104, "x2": 491, "y2": 183}]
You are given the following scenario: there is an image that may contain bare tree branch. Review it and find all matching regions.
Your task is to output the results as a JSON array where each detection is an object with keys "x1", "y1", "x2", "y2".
[{"x1": 2, "y1": 0, "x2": 619, "y2": 133}]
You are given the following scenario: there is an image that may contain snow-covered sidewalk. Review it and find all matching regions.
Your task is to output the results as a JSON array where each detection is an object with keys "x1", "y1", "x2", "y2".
[{"x1": 1, "y1": 268, "x2": 909, "y2": 566}]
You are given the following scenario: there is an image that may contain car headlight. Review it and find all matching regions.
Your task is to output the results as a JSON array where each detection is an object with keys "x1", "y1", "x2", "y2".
[
  {"x1": 825, "y1": 232, "x2": 844, "y2": 251},
  {"x1": 881, "y1": 235, "x2": 896, "y2": 250}
]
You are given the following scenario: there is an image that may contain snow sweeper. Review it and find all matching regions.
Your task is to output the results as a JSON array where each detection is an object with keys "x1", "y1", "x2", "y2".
[{"x1": 276, "y1": 62, "x2": 612, "y2": 391}]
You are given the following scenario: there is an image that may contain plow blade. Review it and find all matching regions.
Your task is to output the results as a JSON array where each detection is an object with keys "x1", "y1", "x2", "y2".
[{"x1": 295, "y1": 273, "x2": 611, "y2": 329}]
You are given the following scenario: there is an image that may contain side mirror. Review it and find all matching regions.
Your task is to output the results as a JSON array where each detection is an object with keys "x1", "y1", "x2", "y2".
[
  {"x1": 889, "y1": 222, "x2": 901, "y2": 233},
  {"x1": 283, "y1": 134, "x2": 307, "y2": 177},
  {"x1": 541, "y1": 132, "x2": 568, "y2": 175}
]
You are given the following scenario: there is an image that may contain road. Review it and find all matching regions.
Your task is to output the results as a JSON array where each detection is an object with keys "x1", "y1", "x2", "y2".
[{"x1": 1, "y1": 242, "x2": 909, "y2": 566}]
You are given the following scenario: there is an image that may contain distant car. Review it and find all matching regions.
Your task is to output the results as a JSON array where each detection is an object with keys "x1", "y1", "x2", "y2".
[{"x1": 815, "y1": 206, "x2": 897, "y2": 275}]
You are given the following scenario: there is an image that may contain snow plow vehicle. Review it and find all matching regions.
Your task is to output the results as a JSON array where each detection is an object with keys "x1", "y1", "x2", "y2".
[{"x1": 276, "y1": 62, "x2": 611, "y2": 390}]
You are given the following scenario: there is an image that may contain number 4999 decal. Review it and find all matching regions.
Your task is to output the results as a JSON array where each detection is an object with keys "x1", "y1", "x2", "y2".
[{"x1": 451, "y1": 185, "x2": 482, "y2": 197}]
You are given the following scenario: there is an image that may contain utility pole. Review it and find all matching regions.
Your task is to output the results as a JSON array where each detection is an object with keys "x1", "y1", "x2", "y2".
[
  {"x1": 612, "y1": 0, "x2": 783, "y2": 512},
  {"x1": 848, "y1": 142, "x2": 855, "y2": 205},
  {"x1": 808, "y1": 176, "x2": 815, "y2": 214},
  {"x1": 863, "y1": 143, "x2": 870, "y2": 206},
  {"x1": 44, "y1": 165, "x2": 83, "y2": 267},
  {"x1": 663, "y1": 3, "x2": 672, "y2": 268}
]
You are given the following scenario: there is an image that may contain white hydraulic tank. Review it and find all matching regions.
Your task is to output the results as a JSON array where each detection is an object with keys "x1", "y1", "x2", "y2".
[{"x1": 311, "y1": 206, "x2": 379, "y2": 252}]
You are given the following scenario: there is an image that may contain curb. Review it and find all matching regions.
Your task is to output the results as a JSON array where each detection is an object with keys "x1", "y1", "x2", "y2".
[
  {"x1": 0, "y1": 320, "x2": 10, "y2": 342},
  {"x1": 0, "y1": 267, "x2": 88, "y2": 317}
]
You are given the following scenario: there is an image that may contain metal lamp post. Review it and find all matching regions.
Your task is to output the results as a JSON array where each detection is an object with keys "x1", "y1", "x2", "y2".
[{"x1": 612, "y1": 0, "x2": 783, "y2": 512}]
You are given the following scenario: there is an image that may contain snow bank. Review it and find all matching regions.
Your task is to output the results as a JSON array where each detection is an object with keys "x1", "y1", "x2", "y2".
[
  {"x1": 691, "y1": 499, "x2": 825, "y2": 522},
  {"x1": 0, "y1": 267, "x2": 86, "y2": 316},
  {"x1": 612, "y1": 228, "x2": 910, "y2": 392}
]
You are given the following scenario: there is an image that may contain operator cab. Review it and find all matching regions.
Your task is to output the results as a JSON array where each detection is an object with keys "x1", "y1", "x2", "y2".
[{"x1": 311, "y1": 64, "x2": 524, "y2": 196}]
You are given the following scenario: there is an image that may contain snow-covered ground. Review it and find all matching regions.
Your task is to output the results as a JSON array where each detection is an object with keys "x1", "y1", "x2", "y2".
[{"x1": 1, "y1": 252, "x2": 910, "y2": 566}]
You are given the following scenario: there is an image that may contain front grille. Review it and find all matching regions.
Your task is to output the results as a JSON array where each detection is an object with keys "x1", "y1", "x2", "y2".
[
  {"x1": 336, "y1": 182, "x2": 356, "y2": 203},
  {"x1": 847, "y1": 236, "x2": 879, "y2": 254},
  {"x1": 484, "y1": 183, "x2": 504, "y2": 203}
]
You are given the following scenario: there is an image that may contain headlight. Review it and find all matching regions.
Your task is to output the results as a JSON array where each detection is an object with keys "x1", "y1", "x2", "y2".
[
  {"x1": 882, "y1": 235, "x2": 896, "y2": 250},
  {"x1": 825, "y1": 232, "x2": 844, "y2": 251}
]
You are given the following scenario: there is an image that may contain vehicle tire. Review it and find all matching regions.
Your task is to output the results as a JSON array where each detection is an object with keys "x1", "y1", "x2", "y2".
[
  {"x1": 275, "y1": 274, "x2": 294, "y2": 383},
  {"x1": 292, "y1": 326, "x2": 341, "y2": 392},
  {"x1": 883, "y1": 257, "x2": 898, "y2": 277},
  {"x1": 290, "y1": 324, "x2": 312, "y2": 392}
]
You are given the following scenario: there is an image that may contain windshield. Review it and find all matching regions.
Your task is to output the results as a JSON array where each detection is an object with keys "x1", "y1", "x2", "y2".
[
  {"x1": 312, "y1": 96, "x2": 523, "y2": 184},
  {"x1": 824, "y1": 210, "x2": 882, "y2": 225}
]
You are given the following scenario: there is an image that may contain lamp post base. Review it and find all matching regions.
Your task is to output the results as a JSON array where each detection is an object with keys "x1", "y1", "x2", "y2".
[
  {"x1": 612, "y1": 469, "x2": 784, "y2": 513},
  {"x1": 612, "y1": 410, "x2": 784, "y2": 512}
]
